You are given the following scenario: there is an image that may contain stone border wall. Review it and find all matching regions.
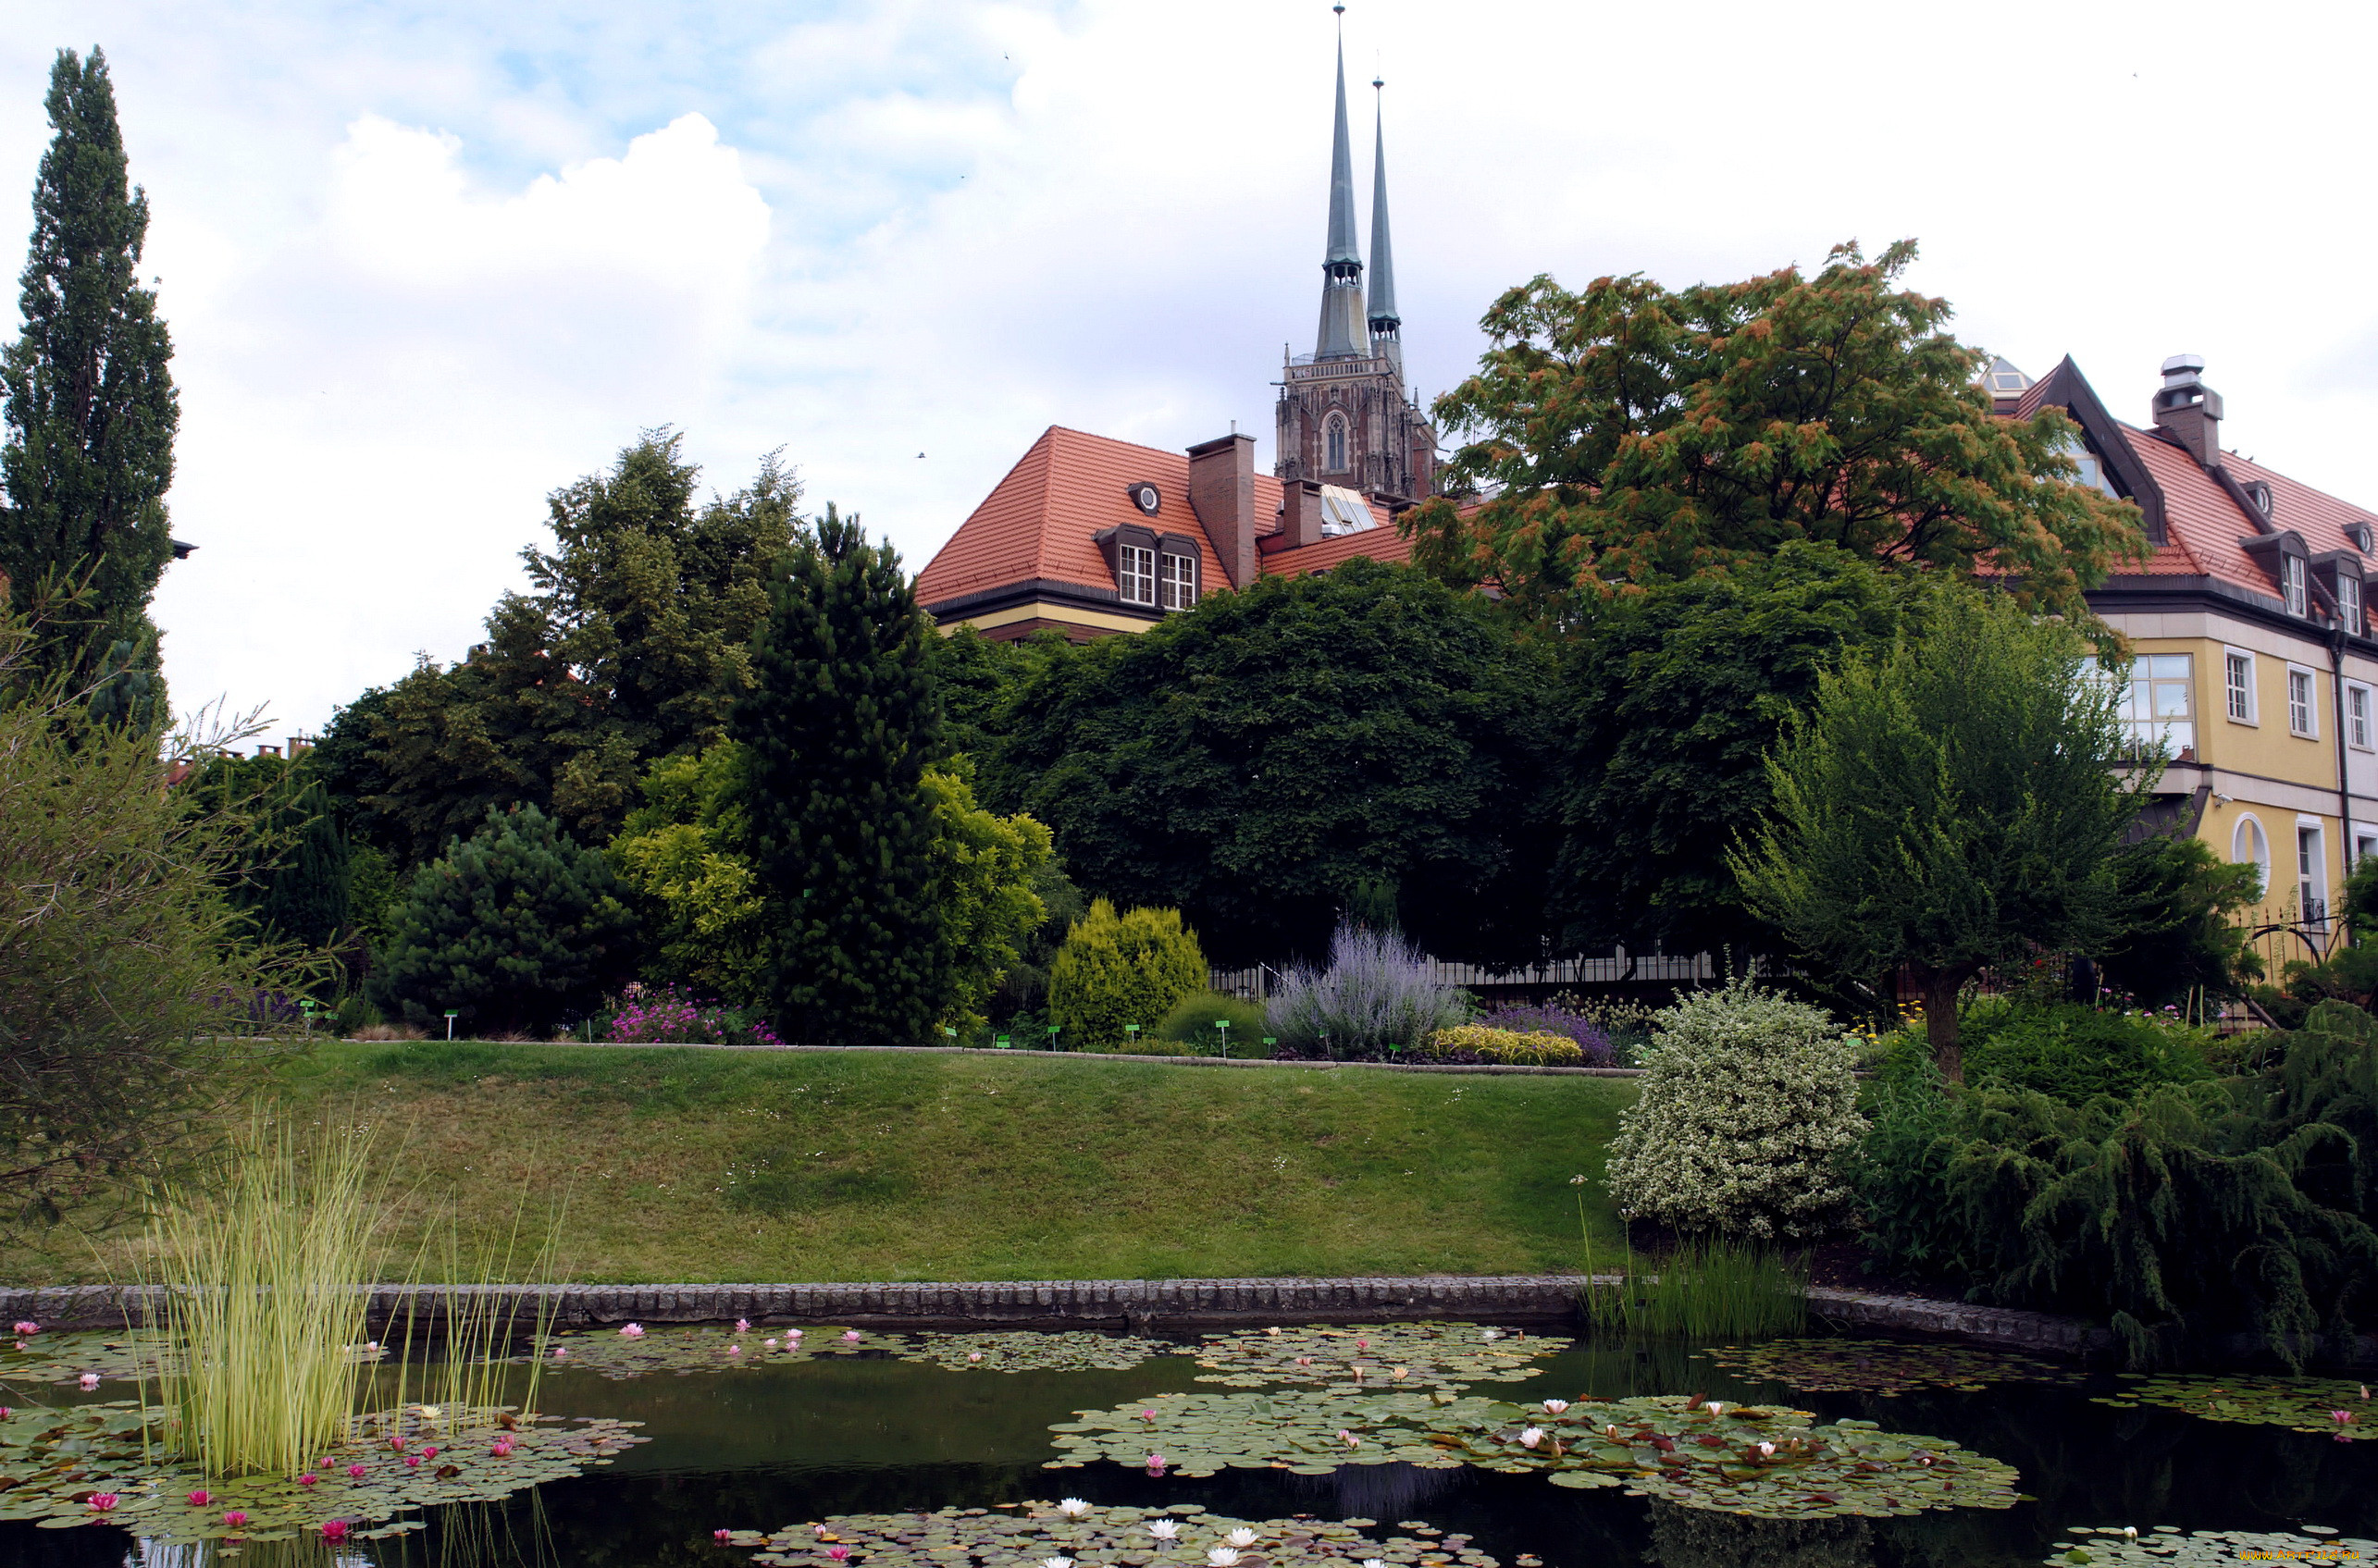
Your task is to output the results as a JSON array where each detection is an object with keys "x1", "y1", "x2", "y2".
[
  {"x1": 342, "y1": 1041, "x2": 1646, "y2": 1078},
  {"x1": 1, "y1": 1276, "x2": 2121, "y2": 1357}
]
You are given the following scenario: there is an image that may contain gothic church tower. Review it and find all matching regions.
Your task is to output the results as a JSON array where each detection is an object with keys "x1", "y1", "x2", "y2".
[{"x1": 1274, "y1": 19, "x2": 1436, "y2": 509}]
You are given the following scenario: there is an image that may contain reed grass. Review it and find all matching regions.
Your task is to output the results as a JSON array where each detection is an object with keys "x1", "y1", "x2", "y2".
[
  {"x1": 387, "y1": 1196, "x2": 567, "y2": 1421},
  {"x1": 142, "y1": 1117, "x2": 385, "y2": 1477},
  {"x1": 1577, "y1": 1189, "x2": 1808, "y2": 1340}
]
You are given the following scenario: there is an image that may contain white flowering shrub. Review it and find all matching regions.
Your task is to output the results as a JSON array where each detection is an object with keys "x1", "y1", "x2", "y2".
[{"x1": 1602, "y1": 979, "x2": 1866, "y2": 1240}]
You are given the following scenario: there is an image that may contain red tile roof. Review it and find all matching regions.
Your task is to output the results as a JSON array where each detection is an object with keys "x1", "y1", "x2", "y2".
[
  {"x1": 916, "y1": 425, "x2": 1408, "y2": 611},
  {"x1": 2103, "y1": 421, "x2": 2378, "y2": 597}
]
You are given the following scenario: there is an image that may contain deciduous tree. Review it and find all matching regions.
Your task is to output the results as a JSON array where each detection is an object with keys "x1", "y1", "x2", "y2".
[{"x1": 1403, "y1": 241, "x2": 2143, "y2": 624}]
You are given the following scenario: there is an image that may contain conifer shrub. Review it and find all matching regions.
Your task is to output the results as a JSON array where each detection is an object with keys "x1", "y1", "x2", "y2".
[
  {"x1": 1046, "y1": 899, "x2": 1208, "y2": 1050},
  {"x1": 1871, "y1": 998, "x2": 2214, "y2": 1102},
  {"x1": 1603, "y1": 980, "x2": 1866, "y2": 1240},
  {"x1": 1264, "y1": 920, "x2": 1469, "y2": 1058},
  {"x1": 1419, "y1": 1025, "x2": 1585, "y2": 1066},
  {"x1": 372, "y1": 804, "x2": 640, "y2": 1036}
]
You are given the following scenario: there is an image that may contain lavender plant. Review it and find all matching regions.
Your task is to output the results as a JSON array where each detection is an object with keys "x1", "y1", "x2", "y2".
[
  {"x1": 1475, "y1": 999, "x2": 1616, "y2": 1065},
  {"x1": 1265, "y1": 921, "x2": 1469, "y2": 1058}
]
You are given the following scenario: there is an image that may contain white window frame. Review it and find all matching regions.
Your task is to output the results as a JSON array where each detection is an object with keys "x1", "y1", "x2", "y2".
[
  {"x1": 2297, "y1": 816, "x2": 2330, "y2": 927},
  {"x1": 1158, "y1": 550, "x2": 1197, "y2": 611},
  {"x1": 2233, "y1": 813, "x2": 2272, "y2": 901},
  {"x1": 1117, "y1": 543, "x2": 1157, "y2": 607},
  {"x1": 2224, "y1": 648, "x2": 2258, "y2": 724},
  {"x1": 2343, "y1": 574, "x2": 2364, "y2": 636},
  {"x1": 2358, "y1": 831, "x2": 2378, "y2": 870},
  {"x1": 2288, "y1": 663, "x2": 2319, "y2": 738},
  {"x1": 2284, "y1": 552, "x2": 2310, "y2": 618},
  {"x1": 2351, "y1": 683, "x2": 2374, "y2": 751}
]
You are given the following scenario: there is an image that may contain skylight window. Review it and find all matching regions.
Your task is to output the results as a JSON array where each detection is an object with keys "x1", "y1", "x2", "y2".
[{"x1": 1317, "y1": 485, "x2": 1374, "y2": 537}]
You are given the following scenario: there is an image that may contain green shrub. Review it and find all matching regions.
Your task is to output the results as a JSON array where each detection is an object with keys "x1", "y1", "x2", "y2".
[
  {"x1": 1852, "y1": 1001, "x2": 2378, "y2": 1368},
  {"x1": 1846, "y1": 1066, "x2": 1982, "y2": 1278},
  {"x1": 1152, "y1": 992, "x2": 1270, "y2": 1056},
  {"x1": 1046, "y1": 899, "x2": 1207, "y2": 1050},
  {"x1": 1873, "y1": 999, "x2": 2213, "y2": 1101},
  {"x1": 371, "y1": 804, "x2": 640, "y2": 1036},
  {"x1": 1421, "y1": 1024, "x2": 1585, "y2": 1066},
  {"x1": 1603, "y1": 980, "x2": 1866, "y2": 1241}
]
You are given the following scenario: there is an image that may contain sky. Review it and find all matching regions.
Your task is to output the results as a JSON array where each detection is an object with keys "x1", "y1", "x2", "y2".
[{"x1": 3, "y1": 0, "x2": 2374, "y2": 740}]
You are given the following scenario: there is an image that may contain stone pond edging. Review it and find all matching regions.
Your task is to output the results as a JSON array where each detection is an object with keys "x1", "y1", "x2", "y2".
[{"x1": 0, "y1": 1276, "x2": 2115, "y2": 1356}]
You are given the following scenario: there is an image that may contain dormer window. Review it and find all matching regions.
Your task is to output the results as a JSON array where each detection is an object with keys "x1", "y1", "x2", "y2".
[
  {"x1": 1159, "y1": 549, "x2": 1197, "y2": 611},
  {"x1": 2283, "y1": 552, "x2": 2309, "y2": 618},
  {"x1": 2244, "y1": 479, "x2": 2276, "y2": 521},
  {"x1": 2058, "y1": 435, "x2": 2121, "y2": 500},
  {"x1": 1118, "y1": 543, "x2": 1156, "y2": 606},
  {"x1": 2351, "y1": 523, "x2": 2375, "y2": 554}
]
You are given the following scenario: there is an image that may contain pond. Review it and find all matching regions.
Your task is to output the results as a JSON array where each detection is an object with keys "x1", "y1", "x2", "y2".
[{"x1": 3, "y1": 1322, "x2": 2374, "y2": 1567}]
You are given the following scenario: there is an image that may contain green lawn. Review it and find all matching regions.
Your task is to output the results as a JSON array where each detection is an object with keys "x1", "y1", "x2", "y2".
[{"x1": 5, "y1": 1043, "x2": 1636, "y2": 1285}]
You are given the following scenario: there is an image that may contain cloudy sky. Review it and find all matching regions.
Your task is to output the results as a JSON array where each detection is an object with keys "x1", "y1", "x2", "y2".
[{"x1": 3, "y1": 0, "x2": 2371, "y2": 738}]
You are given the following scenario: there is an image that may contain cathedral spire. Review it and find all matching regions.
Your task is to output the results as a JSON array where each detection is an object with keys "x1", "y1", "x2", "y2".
[
  {"x1": 1367, "y1": 76, "x2": 1401, "y2": 375},
  {"x1": 1313, "y1": 6, "x2": 1369, "y2": 361}
]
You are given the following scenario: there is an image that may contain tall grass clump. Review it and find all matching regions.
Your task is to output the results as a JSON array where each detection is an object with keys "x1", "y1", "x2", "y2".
[
  {"x1": 1266, "y1": 920, "x2": 1468, "y2": 1057},
  {"x1": 388, "y1": 1200, "x2": 568, "y2": 1420},
  {"x1": 1582, "y1": 1236, "x2": 1808, "y2": 1340},
  {"x1": 143, "y1": 1119, "x2": 385, "y2": 1477}
]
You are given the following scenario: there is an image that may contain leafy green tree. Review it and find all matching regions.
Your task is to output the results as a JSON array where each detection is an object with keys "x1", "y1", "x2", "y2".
[
  {"x1": 2097, "y1": 832, "x2": 2265, "y2": 1008},
  {"x1": 1551, "y1": 542, "x2": 1915, "y2": 961},
  {"x1": 341, "y1": 435, "x2": 799, "y2": 866},
  {"x1": 919, "y1": 769, "x2": 1051, "y2": 1031},
  {"x1": 0, "y1": 49, "x2": 180, "y2": 719},
  {"x1": 1733, "y1": 588, "x2": 2140, "y2": 1081},
  {"x1": 984, "y1": 557, "x2": 1555, "y2": 967},
  {"x1": 371, "y1": 804, "x2": 639, "y2": 1035},
  {"x1": 730, "y1": 505, "x2": 951, "y2": 1043},
  {"x1": 1047, "y1": 899, "x2": 1208, "y2": 1049},
  {"x1": 0, "y1": 612, "x2": 310, "y2": 1238},
  {"x1": 1404, "y1": 241, "x2": 2143, "y2": 626}
]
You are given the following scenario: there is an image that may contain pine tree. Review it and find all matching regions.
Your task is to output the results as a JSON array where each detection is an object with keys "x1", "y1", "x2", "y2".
[
  {"x1": 0, "y1": 49, "x2": 179, "y2": 716},
  {"x1": 730, "y1": 505, "x2": 952, "y2": 1043}
]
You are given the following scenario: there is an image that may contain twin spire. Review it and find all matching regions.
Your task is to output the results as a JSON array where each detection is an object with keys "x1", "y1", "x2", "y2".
[{"x1": 1313, "y1": 14, "x2": 1400, "y2": 370}]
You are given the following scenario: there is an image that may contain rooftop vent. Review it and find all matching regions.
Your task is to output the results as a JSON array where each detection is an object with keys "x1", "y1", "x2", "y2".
[
  {"x1": 2350, "y1": 523, "x2": 2375, "y2": 554},
  {"x1": 2243, "y1": 479, "x2": 2275, "y2": 521}
]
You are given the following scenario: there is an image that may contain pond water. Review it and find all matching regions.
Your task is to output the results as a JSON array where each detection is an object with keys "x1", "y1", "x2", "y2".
[{"x1": 4, "y1": 1325, "x2": 2374, "y2": 1567}]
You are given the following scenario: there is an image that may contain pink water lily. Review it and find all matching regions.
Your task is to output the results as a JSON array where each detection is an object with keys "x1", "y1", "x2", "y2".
[
  {"x1": 716, "y1": 1529, "x2": 734, "y2": 1543},
  {"x1": 78, "y1": 1372, "x2": 99, "y2": 1390},
  {"x1": 348, "y1": 1463, "x2": 367, "y2": 1478},
  {"x1": 422, "y1": 1447, "x2": 438, "y2": 1458},
  {"x1": 727, "y1": 1344, "x2": 741, "y2": 1355},
  {"x1": 1146, "y1": 1452, "x2": 1168, "y2": 1473},
  {"x1": 491, "y1": 1438, "x2": 515, "y2": 1457},
  {"x1": 842, "y1": 1330, "x2": 861, "y2": 1342},
  {"x1": 619, "y1": 1323, "x2": 645, "y2": 1339},
  {"x1": 406, "y1": 1454, "x2": 423, "y2": 1468},
  {"x1": 10, "y1": 1320, "x2": 36, "y2": 1335},
  {"x1": 735, "y1": 1318, "x2": 751, "y2": 1333},
  {"x1": 187, "y1": 1489, "x2": 211, "y2": 1506},
  {"x1": 298, "y1": 1473, "x2": 319, "y2": 1487},
  {"x1": 1337, "y1": 1429, "x2": 1359, "y2": 1449},
  {"x1": 224, "y1": 1510, "x2": 249, "y2": 1527},
  {"x1": 553, "y1": 1347, "x2": 568, "y2": 1359},
  {"x1": 323, "y1": 1521, "x2": 351, "y2": 1542},
  {"x1": 87, "y1": 1493, "x2": 118, "y2": 1512},
  {"x1": 1518, "y1": 1426, "x2": 1543, "y2": 1449},
  {"x1": 828, "y1": 1547, "x2": 851, "y2": 1562}
]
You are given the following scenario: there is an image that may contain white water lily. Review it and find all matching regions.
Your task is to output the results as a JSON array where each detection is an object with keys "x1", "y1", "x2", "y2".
[
  {"x1": 1041, "y1": 1558, "x2": 1073, "y2": 1568},
  {"x1": 417, "y1": 1406, "x2": 441, "y2": 1422},
  {"x1": 1225, "y1": 1529, "x2": 1257, "y2": 1548},
  {"x1": 1542, "y1": 1400, "x2": 1569, "y2": 1414},
  {"x1": 1207, "y1": 1549, "x2": 1240, "y2": 1567},
  {"x1": 1705, "y1": 1401, "x2": 1725, "y2": 1418},
  {"x1": 1518, "y1": 1426, "x2": 1544, "y2": 1449},
  {"x1": 1480, "y1": 1328, "x2": 1503, "y2": 1340},
  {"x1": 1058, "y1": 1500, "x2": 1093, "y2": 1518},
  {"x1": 1363, "y1": 1560, "x2": 1388, "y2": 1568},
  {"x1": 1146, "y1": 1521, "x2": 1182, "y2": 1541},
  {"x1": 1264, "y1": 1327, "x2": 1281, "y2": 1337},
  {"x1": 1757, "y1": 1441, "x2": 1776, "y2": 1457}
]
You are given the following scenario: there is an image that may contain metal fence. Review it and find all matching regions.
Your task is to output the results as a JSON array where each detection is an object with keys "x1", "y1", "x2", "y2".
[{"x1": 1209, "y1": 947, "x2": 1718, "y2": 1001}]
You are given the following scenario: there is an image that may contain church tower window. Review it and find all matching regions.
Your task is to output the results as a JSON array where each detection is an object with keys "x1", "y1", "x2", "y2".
[{"x1": 1324, "y1": 413, "x2": 1349, "y2": 473}]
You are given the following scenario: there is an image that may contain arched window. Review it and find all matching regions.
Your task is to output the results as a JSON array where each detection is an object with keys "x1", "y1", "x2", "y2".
[
  {"x1": 2232, "y1": 815, "x2": 2271, "y2": 900},
  {"x1": 1324, "y1": 413, "x2": 1348, "y2": 473}
]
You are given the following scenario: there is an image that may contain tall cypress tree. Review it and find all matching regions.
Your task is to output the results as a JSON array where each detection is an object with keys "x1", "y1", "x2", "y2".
[
  {"x1": 0, "y1": 48, "x2": 179, "y2": 714},
  {"x1": 731, "y1": 505, "x2": 951, "y2": 1043}
]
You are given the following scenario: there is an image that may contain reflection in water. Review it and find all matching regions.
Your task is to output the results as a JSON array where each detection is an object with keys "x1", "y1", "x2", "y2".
[
  {"x1": 1642, "y1": 1500, "x2": 1873, "y2": 1568},
  {"x1": 1286, "y1": 1459, "x2": 1462, "y2": 1520}
]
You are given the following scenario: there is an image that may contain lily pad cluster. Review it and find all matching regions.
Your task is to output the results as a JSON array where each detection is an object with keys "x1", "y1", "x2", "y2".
[
  {"x1": 1179, "y1": 1324, "x2": 1563, "y2": 1393},
  {"x1": 2046, "y1": 1525, "x2": 2377, "y2": 1564},
  {"x1": 2091, "y1": 1374, "x2": 2374, "y2": 1438},
  {"x1": 1047, "y1": 1389, "x2": 2021, "y2": 1522},
  {"x1": 716, "y1": 1500, "x2": 1500, "y2": 1568},
  {"x1": 1694, "y1": 1338, "x2": 2086, "y2": 1396},
  {"x1": 522, "y1": 1325, "x2": 895, "y2": 1379},
  {"x1": 0, "y1": 1400, "x2": 645, "y2": 1541},
  {"x1": 0, "y1": 1329, "x2": 180, "y2": 1389},
  {"x1": 893, "y1": 1332, "x2": 1170, "y2": 1374}
]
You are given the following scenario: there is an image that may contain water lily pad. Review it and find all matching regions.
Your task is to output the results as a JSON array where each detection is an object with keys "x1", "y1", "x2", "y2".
[
  {"x1": 893, "y1": 1331, "x2": 1170, "y2": 1373},
  {"x1": 717, "y1": 1500, "x2": 1502, "y2": 1568},
  {"x1": 2090, "y1": 1374, "x2": 2374, "y2": 1438},
  {"x1": 2046, "y1": 1525, "x2": 2378, "y2": 1563},
  {"x1": 1695, "y1": 1339, "x2": 2086, "y2": 1396},
  {"x1": 515, "y1": 1325, "x2": 897, "y2": 1379},
  {"x1": 0, "y1": 1400, "x2": 644, "y2": 1541},
  {"x1": 1047, "y1": 1389, "x2": 2021, "y2": 1522},
  {"x1": 0, "y1": 1329, "x2": 181, "y2": 1389},
  {"x1": 1179, "y1": 1323, "x2": 1565, "y2": 1393}
]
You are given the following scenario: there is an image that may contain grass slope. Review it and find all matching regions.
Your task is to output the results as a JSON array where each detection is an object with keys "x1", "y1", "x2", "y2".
[{"x1": 7, "y1": 1044, "x2": 1635, "y2": 1285}]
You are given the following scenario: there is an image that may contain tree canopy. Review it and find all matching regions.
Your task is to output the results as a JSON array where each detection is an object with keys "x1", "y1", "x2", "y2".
[
  {"x1": 1402, "y1": 241, "x2": 2144, "y2": 623},
  {"x1": 327, "y1": 434, "x2": 799, "y2": 864},
  {"x1": 982, "y1": 558, "x2": 1555, "y2": 967},
  {"x1": 1733, "y1": 587, "x2": 2143, "y2": 1080},
  {"x1": 0, "y1": 48, "x2": 179, "y2": 718}
]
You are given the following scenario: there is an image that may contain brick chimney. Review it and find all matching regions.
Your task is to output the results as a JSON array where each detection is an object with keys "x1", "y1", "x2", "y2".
[
  {"x1": 1187, "y1": 433, "x2": 1257, "y2": 587},
  {"x1": 1279, "y1": 478, "x2": 1325, "y2": 549},
  {"x1": 2151, "y1": 353, "x2": 2223, "y2": 468}
]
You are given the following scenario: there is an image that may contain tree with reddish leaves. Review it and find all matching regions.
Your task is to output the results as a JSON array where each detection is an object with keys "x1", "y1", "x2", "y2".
[{"x1": 1402, "y1": 241, "x2": 2144, "y2": 623}]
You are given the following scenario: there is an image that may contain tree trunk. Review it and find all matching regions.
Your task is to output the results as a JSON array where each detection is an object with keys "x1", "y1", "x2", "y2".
[{"x1": 1915, "y1": 963, "x2": 1979, "y2": 1085}]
